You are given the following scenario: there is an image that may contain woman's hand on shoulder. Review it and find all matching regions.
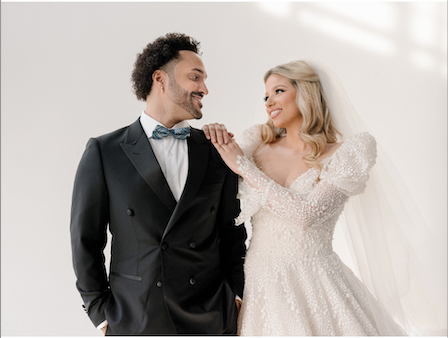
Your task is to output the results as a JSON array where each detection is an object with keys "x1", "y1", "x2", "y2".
[
  {"x1": 214, "y1": 138, "x2": 244, "y2": 175},
  {"x1": 201, "y1": 123, "x2": 243, "y2": 175},
  {"x1": 202, "y1": 123, "x2": 234, "y2": 145}
]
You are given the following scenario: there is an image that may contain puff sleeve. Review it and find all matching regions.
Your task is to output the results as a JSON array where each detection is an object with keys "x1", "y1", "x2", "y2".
[{"x1": 320, "y1": 132, "x2": 377, "y2": 197}]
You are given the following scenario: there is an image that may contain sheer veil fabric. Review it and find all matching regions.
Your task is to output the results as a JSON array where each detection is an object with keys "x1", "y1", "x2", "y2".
[{"x1": 303, "y1": 62, "x2": 447, "y2": 335}]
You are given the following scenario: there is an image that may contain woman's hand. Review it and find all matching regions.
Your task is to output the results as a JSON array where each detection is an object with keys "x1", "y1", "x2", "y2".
[
  {"x1": 212, "y1": 138, "x2": 244, "y2": 175},
  {"x1": 202, "y1": 123, "x2": 234, "y2": 145},
  {"x1": 202, "y1": 123, "x2": 243, "y2": 175}
]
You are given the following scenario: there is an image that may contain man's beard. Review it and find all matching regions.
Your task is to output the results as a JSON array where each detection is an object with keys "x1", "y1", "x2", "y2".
[{"x1": 168, "y1": 76, "x2": 202, "y2": 120}]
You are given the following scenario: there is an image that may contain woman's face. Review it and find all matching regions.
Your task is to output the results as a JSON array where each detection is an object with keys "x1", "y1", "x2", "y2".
[{"x1": 264, "y1": 74, "x2": 301, "y2": 129}]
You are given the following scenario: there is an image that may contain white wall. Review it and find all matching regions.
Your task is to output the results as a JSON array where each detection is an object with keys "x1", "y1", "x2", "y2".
[{"x1": 1, "y1": 2, "x2": 446, "y2": 335}]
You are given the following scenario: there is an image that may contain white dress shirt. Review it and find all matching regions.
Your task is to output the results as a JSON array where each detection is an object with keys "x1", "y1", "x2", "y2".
[{"x1": 140, "y1": 112, "x2": 189, "y2": 202}]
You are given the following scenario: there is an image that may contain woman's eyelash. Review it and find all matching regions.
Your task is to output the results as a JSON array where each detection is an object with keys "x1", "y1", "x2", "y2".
[{"x1": 264, "y1": 89, "x2": 284, "y2": 101}]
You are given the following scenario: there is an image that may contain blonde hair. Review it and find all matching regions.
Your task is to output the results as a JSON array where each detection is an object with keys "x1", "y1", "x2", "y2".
[{"x1": 259, "y1": 60, "x2": 341, "y2": 172}]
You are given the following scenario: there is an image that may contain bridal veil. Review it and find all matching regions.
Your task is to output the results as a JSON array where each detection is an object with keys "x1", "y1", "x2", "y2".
[{"x1": 309, "y1": 62, "x2": 446, "y2": 335}]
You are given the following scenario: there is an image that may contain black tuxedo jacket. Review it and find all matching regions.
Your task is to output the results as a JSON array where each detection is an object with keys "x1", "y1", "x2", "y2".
[{"x1": 70, "y1": 119, "x2": 247, "y2": 334}]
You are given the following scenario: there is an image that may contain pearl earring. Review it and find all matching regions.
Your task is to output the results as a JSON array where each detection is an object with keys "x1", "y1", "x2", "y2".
[{"x1": 161, "y1": 87, "x2": 164, "y2": 93}]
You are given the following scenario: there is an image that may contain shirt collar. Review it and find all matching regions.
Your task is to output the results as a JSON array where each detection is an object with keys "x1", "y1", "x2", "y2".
[{"x1": 140, "y1": 111, "x2": 190, "y2": 138}]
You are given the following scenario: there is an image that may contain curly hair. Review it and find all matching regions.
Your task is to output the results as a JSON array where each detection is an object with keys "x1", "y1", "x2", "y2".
[
  {"x1": 259, "y1": 60, "x2": 341, "y2": 173},
  {"x1": 131, "y1": 33, "x2": 201, "y2": 101}
]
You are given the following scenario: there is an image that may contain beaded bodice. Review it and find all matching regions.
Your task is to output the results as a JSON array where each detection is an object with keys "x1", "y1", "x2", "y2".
[{"x1": 235, "y1": 125, "x2": 377, "y2": 260}]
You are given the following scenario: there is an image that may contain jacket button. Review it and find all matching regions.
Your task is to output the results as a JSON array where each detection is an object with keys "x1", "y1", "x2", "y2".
[
  {"x1": 189, "y1": 278, "x2": 196, "y2": 285},
  {"x1": 127, "y1": 208, "x2": 134, "y2": 216},
  {"x1": 156, "y1": 281, "x2": 163, "y2": 287},
  {"x1": 161, "y1": 243, "x2": 168, "y2": 250},
  {"x1": 189, "y1": 242, "x2": 196, "y2": 249},
  {"x1": 210, "y1": 207, "x2": 216, "y2": 214}
]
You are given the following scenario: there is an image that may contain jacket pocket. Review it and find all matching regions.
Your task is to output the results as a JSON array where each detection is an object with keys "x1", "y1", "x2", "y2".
[{"x1": 111, "y1": 271, "x2": 142, "y2": 281}]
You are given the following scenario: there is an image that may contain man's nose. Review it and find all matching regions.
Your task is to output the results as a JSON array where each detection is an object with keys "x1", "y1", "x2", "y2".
[{"x1": 200, "y1": 82, "x2": 209, "y2": 96}]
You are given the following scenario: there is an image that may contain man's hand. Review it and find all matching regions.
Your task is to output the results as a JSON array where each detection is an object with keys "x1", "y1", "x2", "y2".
[{"x1": 236, "y1": 299, "x2": 242, "y2": 313}]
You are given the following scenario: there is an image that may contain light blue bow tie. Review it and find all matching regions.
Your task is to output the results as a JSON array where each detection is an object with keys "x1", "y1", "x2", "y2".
[{"x1": 152, "y1": 124, "x2": 191, "y2": 140}]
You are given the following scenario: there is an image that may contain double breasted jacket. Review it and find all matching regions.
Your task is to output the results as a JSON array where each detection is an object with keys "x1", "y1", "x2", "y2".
[{"x1": 70, "y1": 118, "x2": 247, "y2": 334}]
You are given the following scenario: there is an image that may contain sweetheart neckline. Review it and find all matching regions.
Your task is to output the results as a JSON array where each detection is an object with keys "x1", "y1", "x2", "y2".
[{"x1": 251, "y1": 146, "x2": 339, "y2": 190}]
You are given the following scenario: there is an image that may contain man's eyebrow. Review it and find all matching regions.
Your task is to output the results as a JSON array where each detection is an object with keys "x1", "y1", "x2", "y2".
[{"x1": 192, "y1": 68, "x2": 208, "y2": 79}]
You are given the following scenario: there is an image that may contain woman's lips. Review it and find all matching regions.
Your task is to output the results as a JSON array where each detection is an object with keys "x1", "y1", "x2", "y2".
[{"x1": 270, "y1": 109, "x2": 281, "y2": 119}]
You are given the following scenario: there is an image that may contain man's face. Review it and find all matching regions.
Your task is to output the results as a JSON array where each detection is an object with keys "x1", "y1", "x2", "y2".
[{"x1": 166, "y1": 50, "x2": 208, "y2": 121}]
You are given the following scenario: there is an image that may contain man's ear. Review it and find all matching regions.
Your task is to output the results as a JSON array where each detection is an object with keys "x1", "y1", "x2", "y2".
[{"x1": 152, "y1": 69, "x2": 166, "y2": 92}]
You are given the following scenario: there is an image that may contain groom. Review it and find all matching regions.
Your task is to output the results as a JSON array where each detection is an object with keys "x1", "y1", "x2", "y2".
[{"x1": 70, "y1": 33, "x2": 246, "y2": 335}]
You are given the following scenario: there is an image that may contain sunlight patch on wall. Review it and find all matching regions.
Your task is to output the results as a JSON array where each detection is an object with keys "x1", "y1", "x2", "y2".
[
  {"x1": 407, "y1": 2, "x2": 446, "y2": 76},
  {"x1": 257, "y1": 2, "x2": 446, "y2": 78},
  {"x1": 259, "y1": 2, "x2": 291, "y2": 17},
  {"x1": 409, "y1": 2, "x2": 438, "y2": 47},
  {"x1": 314, "y1": 2, "x2": 395, "y2": 31},
  {"x1": 299, "y1": 10, "x2": 395, "y2": 55}
]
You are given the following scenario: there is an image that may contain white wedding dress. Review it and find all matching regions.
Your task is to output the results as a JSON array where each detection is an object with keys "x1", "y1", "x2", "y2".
[{"x1": 235, "y1": 125, "x2": 405, "y2": 336}]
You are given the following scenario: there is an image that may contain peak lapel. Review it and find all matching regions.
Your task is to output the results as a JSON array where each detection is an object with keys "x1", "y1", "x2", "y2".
[
  {"x1": 162, "y1": 129, "x2": 209, "y2": 239},
  {"x1": 120, "y1": 119, "x2": 177, "y2": 213}
]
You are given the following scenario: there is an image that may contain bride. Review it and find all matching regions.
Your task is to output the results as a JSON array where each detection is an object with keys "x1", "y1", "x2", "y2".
[{"x1": 202, "y1": 60, "x2": 443, "y2": 335}]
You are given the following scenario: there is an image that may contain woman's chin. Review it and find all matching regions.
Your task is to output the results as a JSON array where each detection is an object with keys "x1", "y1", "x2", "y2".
[{"x1": 271, "y1": 119, "x2": 284, "y2": 128}]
